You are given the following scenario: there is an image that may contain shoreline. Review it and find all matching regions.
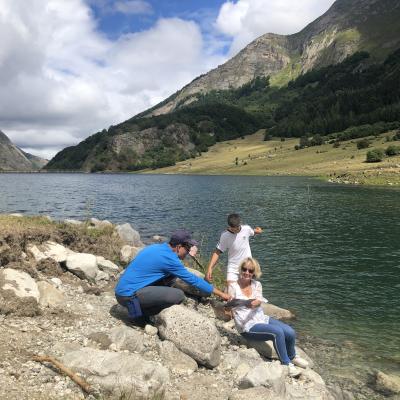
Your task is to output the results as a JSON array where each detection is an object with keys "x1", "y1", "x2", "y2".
[{"x1": 0, "y1": 214, "x2": 397, "y2": 399}]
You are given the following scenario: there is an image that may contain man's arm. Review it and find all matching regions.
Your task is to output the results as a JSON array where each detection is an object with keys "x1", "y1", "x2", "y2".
[
  {"x1": 205, "y1": 249, "x2": 222, "y2": 282},
  {"x1": 213, "y1": 287, "x2": 230, "y2": 301}
]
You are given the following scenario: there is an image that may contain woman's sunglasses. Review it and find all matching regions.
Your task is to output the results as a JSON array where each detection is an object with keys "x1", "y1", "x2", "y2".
[{"x1": 241, "y1": 267, "x2": 254, "y2": 273}]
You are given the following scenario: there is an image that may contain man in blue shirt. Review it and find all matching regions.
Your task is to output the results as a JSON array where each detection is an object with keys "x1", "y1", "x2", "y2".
[{"x1": 115, "y1": 229, "x2": 229, "y2": 320}]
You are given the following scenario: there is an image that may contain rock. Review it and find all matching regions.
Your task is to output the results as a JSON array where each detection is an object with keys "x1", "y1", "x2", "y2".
[
  {"x1": 173, "y1": 267, "x2": 209, "y2": 297},
  {"x1": 221, "y1": 348, "x2": 264, "y2": 372},
  {"x1": 152, "y1": 235, "x2": 166, "y2": 243},
  {"x1": 120, "y1": 245, "x2": 141, "y2": 264},
  {"x1": 144, "y1": 324, "x2": 158, "y2": 336},
  {"x1": 116, "y1": 223, "x2": 143, "y2": 247},
  {"x1": 0, "y1": 268, "x2": 39, "y2": 301},
  {"x1": 61, "y1": 347, "x2": 168, "y2": 399},
  {"x1": 37, "y1": 281, "x2": 65, "y2": 308},
  {"x1": 153, "y1": 304, "x2": 221, "y2": 368},
  {"x1": 26, "y1": 245, "x2": 46, "y2": 262},
  {"x1": 262, "y1": 303, "x2": 295, "y2": 320},
  {"x1": 158, "y1": 340, "x2": 198, "y2": 374},
  {"x1": 65, "y1": 253, "x2": 99, "y2": 281},
  {"x1": 0, "y1": 268, "x2": 40, "y2": 316},
  {"x1": 96, "y1": 256, "x2": 120, "y2": 275},
  {"x1": 239, "y1": 361, "x2": 285, "y2": 392},
  {"x1": 229, "y1": 387, "x2": 276, "y2": 400},
  {"x1": 50, "y1": 277, "x2": 62, "y2": 288},
  {"x1": 375, "y1": 371, "x2": 400, "y2": 395},
  {"x1": 94, "y1": 270, "x2": 109, "y2": 283},
  {"x1": 9, "y1": 213, "x2": 23, "y2": 217},
  {"x1": 107, "y1": 325, "x2": 145, "y2": 352},
  {"x1": 63, "y1": 219, "x2": 82, "y2": 225},
  {"x1": 88, "y1": 218, "x2": 113, "y2": 229},
  {"x1": 283, "y1": 380, "x2": 333, "y2": 400},
  {"x1": 210, "y1": 299, "x2": 233, "y2": 321}
]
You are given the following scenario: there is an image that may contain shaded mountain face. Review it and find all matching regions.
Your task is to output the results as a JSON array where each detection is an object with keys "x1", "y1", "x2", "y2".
[
  {"x1": 149, "y1": 0, "x2": 400, "y2": 116},
  {"x1": 0, "y1": 130, "x2": 47, "y2": 171}
]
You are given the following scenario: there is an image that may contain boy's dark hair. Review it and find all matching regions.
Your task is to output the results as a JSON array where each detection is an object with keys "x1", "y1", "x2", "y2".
[{"x1": 227, "y1": 213, "x2": 241, "y2": 228}]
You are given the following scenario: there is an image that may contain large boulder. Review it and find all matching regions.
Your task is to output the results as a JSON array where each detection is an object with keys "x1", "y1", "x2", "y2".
[
  {"x1": 238, "y1": 360, "x2": 285, "y2": 392},
  {"x1": 158, "y1": 340, "x2": 198, "y2": 375},
  {"x1": 175, "y1": 375, "x2": 232, "y2": 400},
  {"x1": 153, "y1": 305, "x2": 221, "y2": 368},
  {"x1": 27, "y1": 241, "x2": 75, "y2": 263},
  {"x1": 262, "y1": 303, "x2": 295, "y2": 320},
  {"x1": 65, "y1": 253, "x2": 99, "y2": 281},
  {"x1": 37, "y1": 281, "x2": 65, "y2": 308},
  {"x1": 0, "y1": 268, "x2": 39, "y2": 301},
  {"x1": 116, "y1": 223, "x2": 143, "y2": 247},
  {"x1": 107, "y1": 326, "x2": 145, "y2": 353},
  {"x1": 0, "y1": 268, "x2": 40, "y2": 316},
  {"x1": 120, "y1": 245, "x2": 142, "y2": 264},
  {"x1": 61, "y1": 348, "x2": 168, "y2": 399}
]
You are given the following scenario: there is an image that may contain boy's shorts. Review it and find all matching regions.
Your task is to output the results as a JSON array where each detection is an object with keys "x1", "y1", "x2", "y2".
[{"x1": 227, "y1": 271, "x2": 239, "y2": 282}]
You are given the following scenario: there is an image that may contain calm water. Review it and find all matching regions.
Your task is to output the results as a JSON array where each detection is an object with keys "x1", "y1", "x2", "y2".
[{"x1": 1, "y1": 173, "x2": 399, "y2": 384}]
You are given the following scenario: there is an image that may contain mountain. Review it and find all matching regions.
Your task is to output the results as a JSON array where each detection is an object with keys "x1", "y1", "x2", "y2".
[
  {"x1": 148, "y1": 0, "x2": 400, "y2": 116},
  {"x1": 0, "y1": 130, "x2": 47, "y2": 171},
  {"x1": 45, "y1": 0, "x2": 400, "y2": 172}
]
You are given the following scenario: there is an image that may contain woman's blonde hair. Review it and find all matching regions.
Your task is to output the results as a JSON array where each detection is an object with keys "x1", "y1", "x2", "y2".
[{"x1": 239, "y1": 257, "x2": 262, "y2": 279}]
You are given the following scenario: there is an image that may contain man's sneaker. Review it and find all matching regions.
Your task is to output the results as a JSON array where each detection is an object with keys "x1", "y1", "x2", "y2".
[
  {"x1": 288, "y1": 363, "x2": 301, "y2": 377},
  {"x1": 292, "y1": 356, "x2": 309, "y2": 369}
]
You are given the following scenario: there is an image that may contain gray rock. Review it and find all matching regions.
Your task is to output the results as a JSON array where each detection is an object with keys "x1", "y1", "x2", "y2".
[
  {"x1": 63, "y1": 219, "x2": 83, "y2": 225},
  {"x1": 94, "y1": 270, "x2": 110, "y2": 283},
  {"x1": 107, "y1": 326, "x2": 145, "y2": 352},
  {"x1": 116, "y1": 223, "x2": 143, "y2": 247},
  {"x1": 262, "y1": 303, "x2": 295, "y2": 320},
  {"x1": 221, "y1": 348, "x2": 264, "y2": 371},
  {"x1": 375, "y1": 371, "x2": 400, "y2": 395},
  {"x1": 65, "y1": 253, "x2": 99, "y2": 281},
  {"x1": 88, "y1": 218, "x2": 113, "y2": 228},
  {"x1": 120, "y1": 245, "x2": 141, "y2": 264},
  {"x1": 0, "y1": 268, "x2": 39, "y2": 301},
  {"x1": 158, "y1": 340, "x2": 198, "y2": 374},
  {"x1": 96, "y1": 256, "x2": 120, "y2": 275},
  {"x1": 28, "y1": 241, "x2": 75, "y2": 263},
  {"x1": 37, "y1": 281, "x2": 65, "y2": 308},
  {"x1": 239, "y1": 361, "x2": 285, "y2": 392},
  {"x1": 153, "y1": 305, "x2": 221, "y2": 368},
  {"x1": 144, "y1": 324, "x2": 158, "y2": 336},
  {"x1": 61, "y1": 347, "x2": 168, "y2": 399}
]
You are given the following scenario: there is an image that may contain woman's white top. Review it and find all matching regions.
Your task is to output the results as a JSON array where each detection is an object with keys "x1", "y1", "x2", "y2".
[{"x1": 228, "y1": 280, "x2": 269, "y2": 333}]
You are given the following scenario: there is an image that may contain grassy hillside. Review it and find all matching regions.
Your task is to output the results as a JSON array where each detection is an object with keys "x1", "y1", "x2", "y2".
[{"x1": 146, "y1": 130, "x2": 400, "y2": 186}]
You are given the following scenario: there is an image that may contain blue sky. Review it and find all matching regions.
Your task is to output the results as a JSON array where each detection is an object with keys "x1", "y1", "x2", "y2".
[{"x1": 0, "y1": 0, "x2": 335, "y2": 158}]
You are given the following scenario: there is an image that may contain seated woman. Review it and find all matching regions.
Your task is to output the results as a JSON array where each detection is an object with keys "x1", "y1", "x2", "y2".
[{"x1": 227, "y1": 257, "x2": 308, "y2": 376}]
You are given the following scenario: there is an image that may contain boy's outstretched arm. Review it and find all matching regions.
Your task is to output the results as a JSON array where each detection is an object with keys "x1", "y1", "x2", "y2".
[{"x1": 205, "y1": 249, "x2": 222, "y2": 282}]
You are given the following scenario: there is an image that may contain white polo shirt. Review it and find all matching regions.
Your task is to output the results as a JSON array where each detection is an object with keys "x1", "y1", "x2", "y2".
[{"x1": 217, "y1": 225, "x2": 255, "y2": 275}]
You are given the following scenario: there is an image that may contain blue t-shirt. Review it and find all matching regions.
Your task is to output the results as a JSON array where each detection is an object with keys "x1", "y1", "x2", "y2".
[{"x1": 115, "y1": 243, "x2": 213, "y2": 296}]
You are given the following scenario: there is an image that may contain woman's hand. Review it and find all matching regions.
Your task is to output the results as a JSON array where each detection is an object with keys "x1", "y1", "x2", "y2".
[{"x1": 249, "y1": 299, "x2": 262, "y2": 308}]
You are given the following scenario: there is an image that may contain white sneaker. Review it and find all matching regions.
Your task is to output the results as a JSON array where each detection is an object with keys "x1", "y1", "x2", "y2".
[
  {"x1": 288, "y1": 363, "x2": 301, "y2": 377},
  {"x1": 291, "y1": 356, "x2": 309, "y2": 369}
]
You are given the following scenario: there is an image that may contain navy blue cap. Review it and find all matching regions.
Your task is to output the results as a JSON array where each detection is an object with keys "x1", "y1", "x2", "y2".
[{"x1": 170, "y1": 229, "x2": 198, "y2": 247}]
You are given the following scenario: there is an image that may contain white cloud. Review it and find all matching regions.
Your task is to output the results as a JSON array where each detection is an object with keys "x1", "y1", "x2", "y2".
[
  {"x1": 215, "y1": 0, "x2": 336, "y2": 55},
  {"x1": 0, "y1": 0, "x2": 337, "y2": 160},
  {"x1": 114, "y1": 0, "x2": 153, "y2": 15},
  {"x1": 0, "y1": 0, "x2": 225, "y2": 159}
]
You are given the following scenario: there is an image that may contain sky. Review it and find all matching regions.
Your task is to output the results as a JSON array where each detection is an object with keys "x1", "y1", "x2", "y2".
[{"x1": 0, "y1": 0, "x2": 335, "y2": 159}]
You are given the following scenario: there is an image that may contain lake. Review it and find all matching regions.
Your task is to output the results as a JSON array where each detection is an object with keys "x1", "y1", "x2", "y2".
[{"x1": 1, "y1": 173, "x2": 399, "y2": 391}]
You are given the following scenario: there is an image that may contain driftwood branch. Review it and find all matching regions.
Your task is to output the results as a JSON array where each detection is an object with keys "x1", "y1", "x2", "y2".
[{"x1": 32, "y1": 355, "x2": 93, "y2": 394}]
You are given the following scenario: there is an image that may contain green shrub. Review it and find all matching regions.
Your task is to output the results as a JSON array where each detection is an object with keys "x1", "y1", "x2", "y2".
[
  {"x1": 357, "y1": 139, "x2": 370, "y2": 149},
  {"x1": 366, "y1": 149, "x2": 384, "y2": 162},
  {"x1": 385, "y1": 145, "x2": 400, "y2": 156}
]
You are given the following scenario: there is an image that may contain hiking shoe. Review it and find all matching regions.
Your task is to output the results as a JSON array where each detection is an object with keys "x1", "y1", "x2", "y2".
[
  {"x1": 288, "y1": 363, "x2": 301, "y2": 377},
  {"x1": 292, "y1": 356, "x2": 309, "y2": 369}
]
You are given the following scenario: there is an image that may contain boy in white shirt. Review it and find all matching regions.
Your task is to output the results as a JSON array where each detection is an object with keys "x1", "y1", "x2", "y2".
[{"x1": 205, "y1": 213, "x2": 262, "y2": 285}]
